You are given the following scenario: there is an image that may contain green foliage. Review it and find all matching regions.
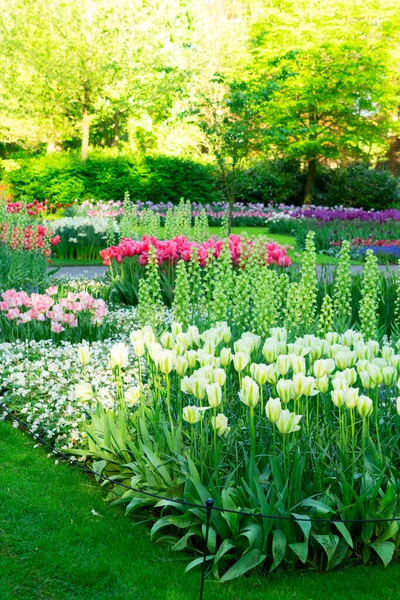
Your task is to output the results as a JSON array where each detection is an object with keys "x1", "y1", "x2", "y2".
[
  {"x1": 0, "y1": 245, "x2": 49, "y2": 290},
  {"x1": 313, "y1": 164, "x2": 400, "y2": 210},
  {"x1": 5, "y1": 153, "x2": 221, "y2": 206},
  {"x1": 235, "y1": 160, "x2": 304, "y2": 206},
  {"x1": 299, "y1": 231, "x2": 318, "y2": 330},
  {"x1": 333, "y1": 241, "x2": 352, "y2": 326}
]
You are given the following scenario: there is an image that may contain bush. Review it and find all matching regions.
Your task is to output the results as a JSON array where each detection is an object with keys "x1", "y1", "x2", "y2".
[
  {"x1": 235, "y1": 159, "x2": 304, "y2": 205},
  {"x1": 4, "y1": 152, "x2": 222, "y2": 207},
  {"x1": 314, "y1": 164, "x2": 399, "y2": 209}
]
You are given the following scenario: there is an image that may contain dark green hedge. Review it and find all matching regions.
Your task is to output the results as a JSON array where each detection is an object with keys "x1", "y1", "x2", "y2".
[
  {"x1": 3, "y1": 152, "x2": 399, "y2": 208},
  {"x1": 4, "y1": 153, "x2": 222, "y2": 206}
]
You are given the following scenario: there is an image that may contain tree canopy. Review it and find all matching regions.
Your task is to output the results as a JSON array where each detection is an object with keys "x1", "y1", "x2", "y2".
[{"x1": 0, "y1": 0, "x2": 399, "y2": 200}]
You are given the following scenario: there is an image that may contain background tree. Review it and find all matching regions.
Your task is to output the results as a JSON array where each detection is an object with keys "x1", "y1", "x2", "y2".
[
  {"x1": 189, "y1": 77, "x2": 264, "y2": 230},
  {"x1": 249, "y1": 0, "x2": 399, "y2": 203},
  {"x1": 0, "y1": 0, "x2": 192, "y2": 159}
]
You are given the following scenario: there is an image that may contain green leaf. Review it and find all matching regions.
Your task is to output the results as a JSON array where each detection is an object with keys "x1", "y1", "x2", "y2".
[
  {"x1": 370, "y1": 542, "x2": 395, "y2": 567},
  {"x1": 328, "y1": 536, "x2": 350, "y2": 570},
  {"x1": 270, "y1": 529, "x2": 287, "y2": 572},
  {"x1": 289, "y1": 542, "x2": 308, "y2": 564},
  {"x1": 185, "y1": 554, "x2": 215, "y2": 573},
  {"x1": 168, "y1": 513, "x2": 200, "y2": 529},
  {"x1": 92, "y1": 460, "x2": 107, "y2": 478},
  {"x1": 375, "y1": 522, "x2": 399, "y2": 543},
  {"x1": 220, "y1": 549, "x2": 266, "y2": 582},
  {"x1": 298, "y1": 499, "x2": 335, "y2": 516},
  {"x1": 313, "y1": 534, "x2": 339, "y2": 562},
  {"x1": 240, "y1": 522, "x2": 263, "y2": 551},
  {"x1": 202, "y1": 525, "x2": 217, "y2": 554},
  {"x1": 291, "y1": 513, "x2": 312, "y2": 540},
  {"x1": 333, "y1": 521, "x2": 353, "y2": 548},
  {"x1": 150, "y1": 516, "x2": 172, "y2": 539},
  {"x1": 213, "y1": 539, "x2": 236, "y2": 565}
]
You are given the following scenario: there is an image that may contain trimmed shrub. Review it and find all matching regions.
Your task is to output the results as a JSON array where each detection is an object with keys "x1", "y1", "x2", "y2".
[
  {"x1": 4, "y1": 152, "x2": 222, "y2": 206},
  {"x1": 313, "y1": 164, "x2": 399, "y2": 210}
]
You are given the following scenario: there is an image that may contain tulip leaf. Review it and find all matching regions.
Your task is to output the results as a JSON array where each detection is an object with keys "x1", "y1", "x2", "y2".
[
  {"x1": 220, "y1": 549, "x2": 266, "y2": 582},
  {"x1": 125, "y1": 497, "x2": 153, "y2": 514},
  {"x1": 291, "y1": 513, "x2": 312, "y2": 540},
  {"x1": 168, "y1": 513, "x2": 201, "y2": 528},
  {"x1": 185, "y1": 554, "x2": 215, "y2": 573},
  {"x1": 240, "y1": 522, "x2": 263, "y2": 551},
  {"x1": 270, "y1": 529, "x2": 287, "y2": 571},
  {"x1": 92, "y1": 459, "x2": 107, "y2": 478},
  {"x1": 328, "y1": 536, "x2": 350, "y2": 570},
  {"x1": 289, "y1": 542, "x2": 308, "y2": 564},
  {"x1": 375, "y1": 521, "x2": 399, "y2": 543},
  {"x1": 171, "y1": 527, "x2": 200, "y2": 552},
  {"x1": 150, "y1": 516, "x2": 173, "y2": 538},
  {"x1": 370, "y1": 542, "x2": 395, "y2": 567},
  {"x1": 213, "y1": 539, "x2": 236, "y2": 565},
  {"x1": 313, "y1": 534, "x2": 339, "y2": 562},
  {"x1": 333, "y1": 521, "x2": 353, "y2": 548},
  {"x1": 298, "y1": 499, "x2": 335, "y2": 515},
  {"x1": 202, "y1": 524, "x2": 217, "y2": 553}
]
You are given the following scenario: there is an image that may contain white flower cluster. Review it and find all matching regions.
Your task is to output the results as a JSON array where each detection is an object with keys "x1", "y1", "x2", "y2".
[
  {"x1": 48, "y1": 217, "x2": 119, "y2": 236},
  {"x1": 0, "y1": 337, "x2": 139, "y2": 450}
]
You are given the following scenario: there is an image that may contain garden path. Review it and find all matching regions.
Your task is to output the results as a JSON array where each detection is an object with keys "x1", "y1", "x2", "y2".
[{"x1": 49, "y1": 264, "x2": 400, "y2": 279}]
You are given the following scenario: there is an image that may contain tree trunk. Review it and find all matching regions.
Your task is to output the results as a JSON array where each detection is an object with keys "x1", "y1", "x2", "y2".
[
  {"x1": 388, "y1": 135, "x2": 400, "y2": 175},
  {"x1": 304, "y1": 158, "x2": 317, "y2": 205},
  {"x1": 81, "y1": 108, "x2": 90, "y2": 161}
]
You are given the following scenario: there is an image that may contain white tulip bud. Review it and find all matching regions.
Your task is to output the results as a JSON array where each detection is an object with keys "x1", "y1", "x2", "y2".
[
  {"x1": 265, "y1": 398, "x2": 282, "y2": 423},
  {"x1": 206, "y1": 383, "x2": 222, "y2": 408},
  {"x1": 77, "y1": 346, "x2": 91, "y2": 366},
  {"x1": 357, "y1": 395, "x2": 373, "y2": 417},
  {"x1": 110, "y1": 343, "x2": 129, "y2": 368},
  {"x1": 238, "y1": 376, "x2": 259, "y2": 408}
]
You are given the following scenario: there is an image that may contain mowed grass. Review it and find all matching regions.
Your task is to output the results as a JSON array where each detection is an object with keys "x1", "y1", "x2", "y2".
[{"x1": 1, "y1": 421, "x2": 399, "y2": 600}]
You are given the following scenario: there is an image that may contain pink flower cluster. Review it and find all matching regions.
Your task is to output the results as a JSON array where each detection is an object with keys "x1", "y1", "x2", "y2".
[
  {"x1": 6, "y1": 199, "x2": 49, "y2": 216},
  {"x1": 100, "y1": 235, "x2": 291, "y2": 268},
  {"x1": 0, "y1": 287, "x2": 107, "y2": 332},
  {"x1": 0, "y1": 223, "x2": 60, "y2": 256}
]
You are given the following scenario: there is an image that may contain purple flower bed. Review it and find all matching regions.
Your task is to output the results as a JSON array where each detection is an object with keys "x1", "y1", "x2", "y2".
[{"x1": 274, "y1": 205, "x2": 400, "y2": 223}]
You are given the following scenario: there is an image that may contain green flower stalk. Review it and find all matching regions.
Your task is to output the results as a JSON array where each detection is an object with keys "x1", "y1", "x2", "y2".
[
  {"x1": 211, "y1": 240, "x2": 233, "y2": 324},
  {"x1": 333, "y1": 240, "x2": 352, "y2": 325},
  {"x1": 138, "y1": 245, "x2": 162, "y2": 328},
  {"x1": 318, "y1": 294, "x2": 334, "y2": 337},
  {"x1": 253, "y1": 268, "x2": 279, "y2": 336},
  {"x1": 359, "y1": 250, "x2": 380, "y2": 340},
  {"x1": 285, "y1": 282, "x2": 303, "y2": 332},
  {"x1": 219, "y1": 212, "x2": 229, "y2": 239},
  {"x1": 299, "y1": 230, "x2": 318, "y2": 330}
]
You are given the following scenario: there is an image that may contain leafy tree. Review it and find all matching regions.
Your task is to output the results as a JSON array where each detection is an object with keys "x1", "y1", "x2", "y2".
[
  {"x1": 189, "y1": 77, "x2": 264, "y2": 230},
  {"x1": 0, "y1": 0, "x2": 192, "y2": 159},
  {"x1": 250, "y1": 0, "x2": 399, "y2": 203}
]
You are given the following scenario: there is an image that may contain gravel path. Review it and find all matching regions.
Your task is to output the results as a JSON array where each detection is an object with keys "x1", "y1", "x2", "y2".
[{"x1": 50, "y1": 265, "x2": 108, "y2": 278}]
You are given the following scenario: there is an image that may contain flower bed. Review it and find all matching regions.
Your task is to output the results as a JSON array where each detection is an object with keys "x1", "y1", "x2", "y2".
[
  {"x1": 2, "y1": 321, "x2": 400, "y2": 579},
  {"x1": 0, "y1": 287, "x2": 108, "y2": 341},
  {"x1": 101, "y1": 234, "x2": 291, "y2": 268},
  {"x1": 2, "y1": 231, "x2": 400, "y2": 582},
  {"x1": 48, "y1": 216, "x2": 118, "y2": 260},
  {"x1": 102, "y1": 234, "x2": 291, "y2": 307}
]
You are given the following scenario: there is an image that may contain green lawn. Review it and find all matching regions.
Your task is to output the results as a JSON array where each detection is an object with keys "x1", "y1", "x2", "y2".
[{"x1": 1, "y1": 420, "x2": 399, "y2": 600}]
